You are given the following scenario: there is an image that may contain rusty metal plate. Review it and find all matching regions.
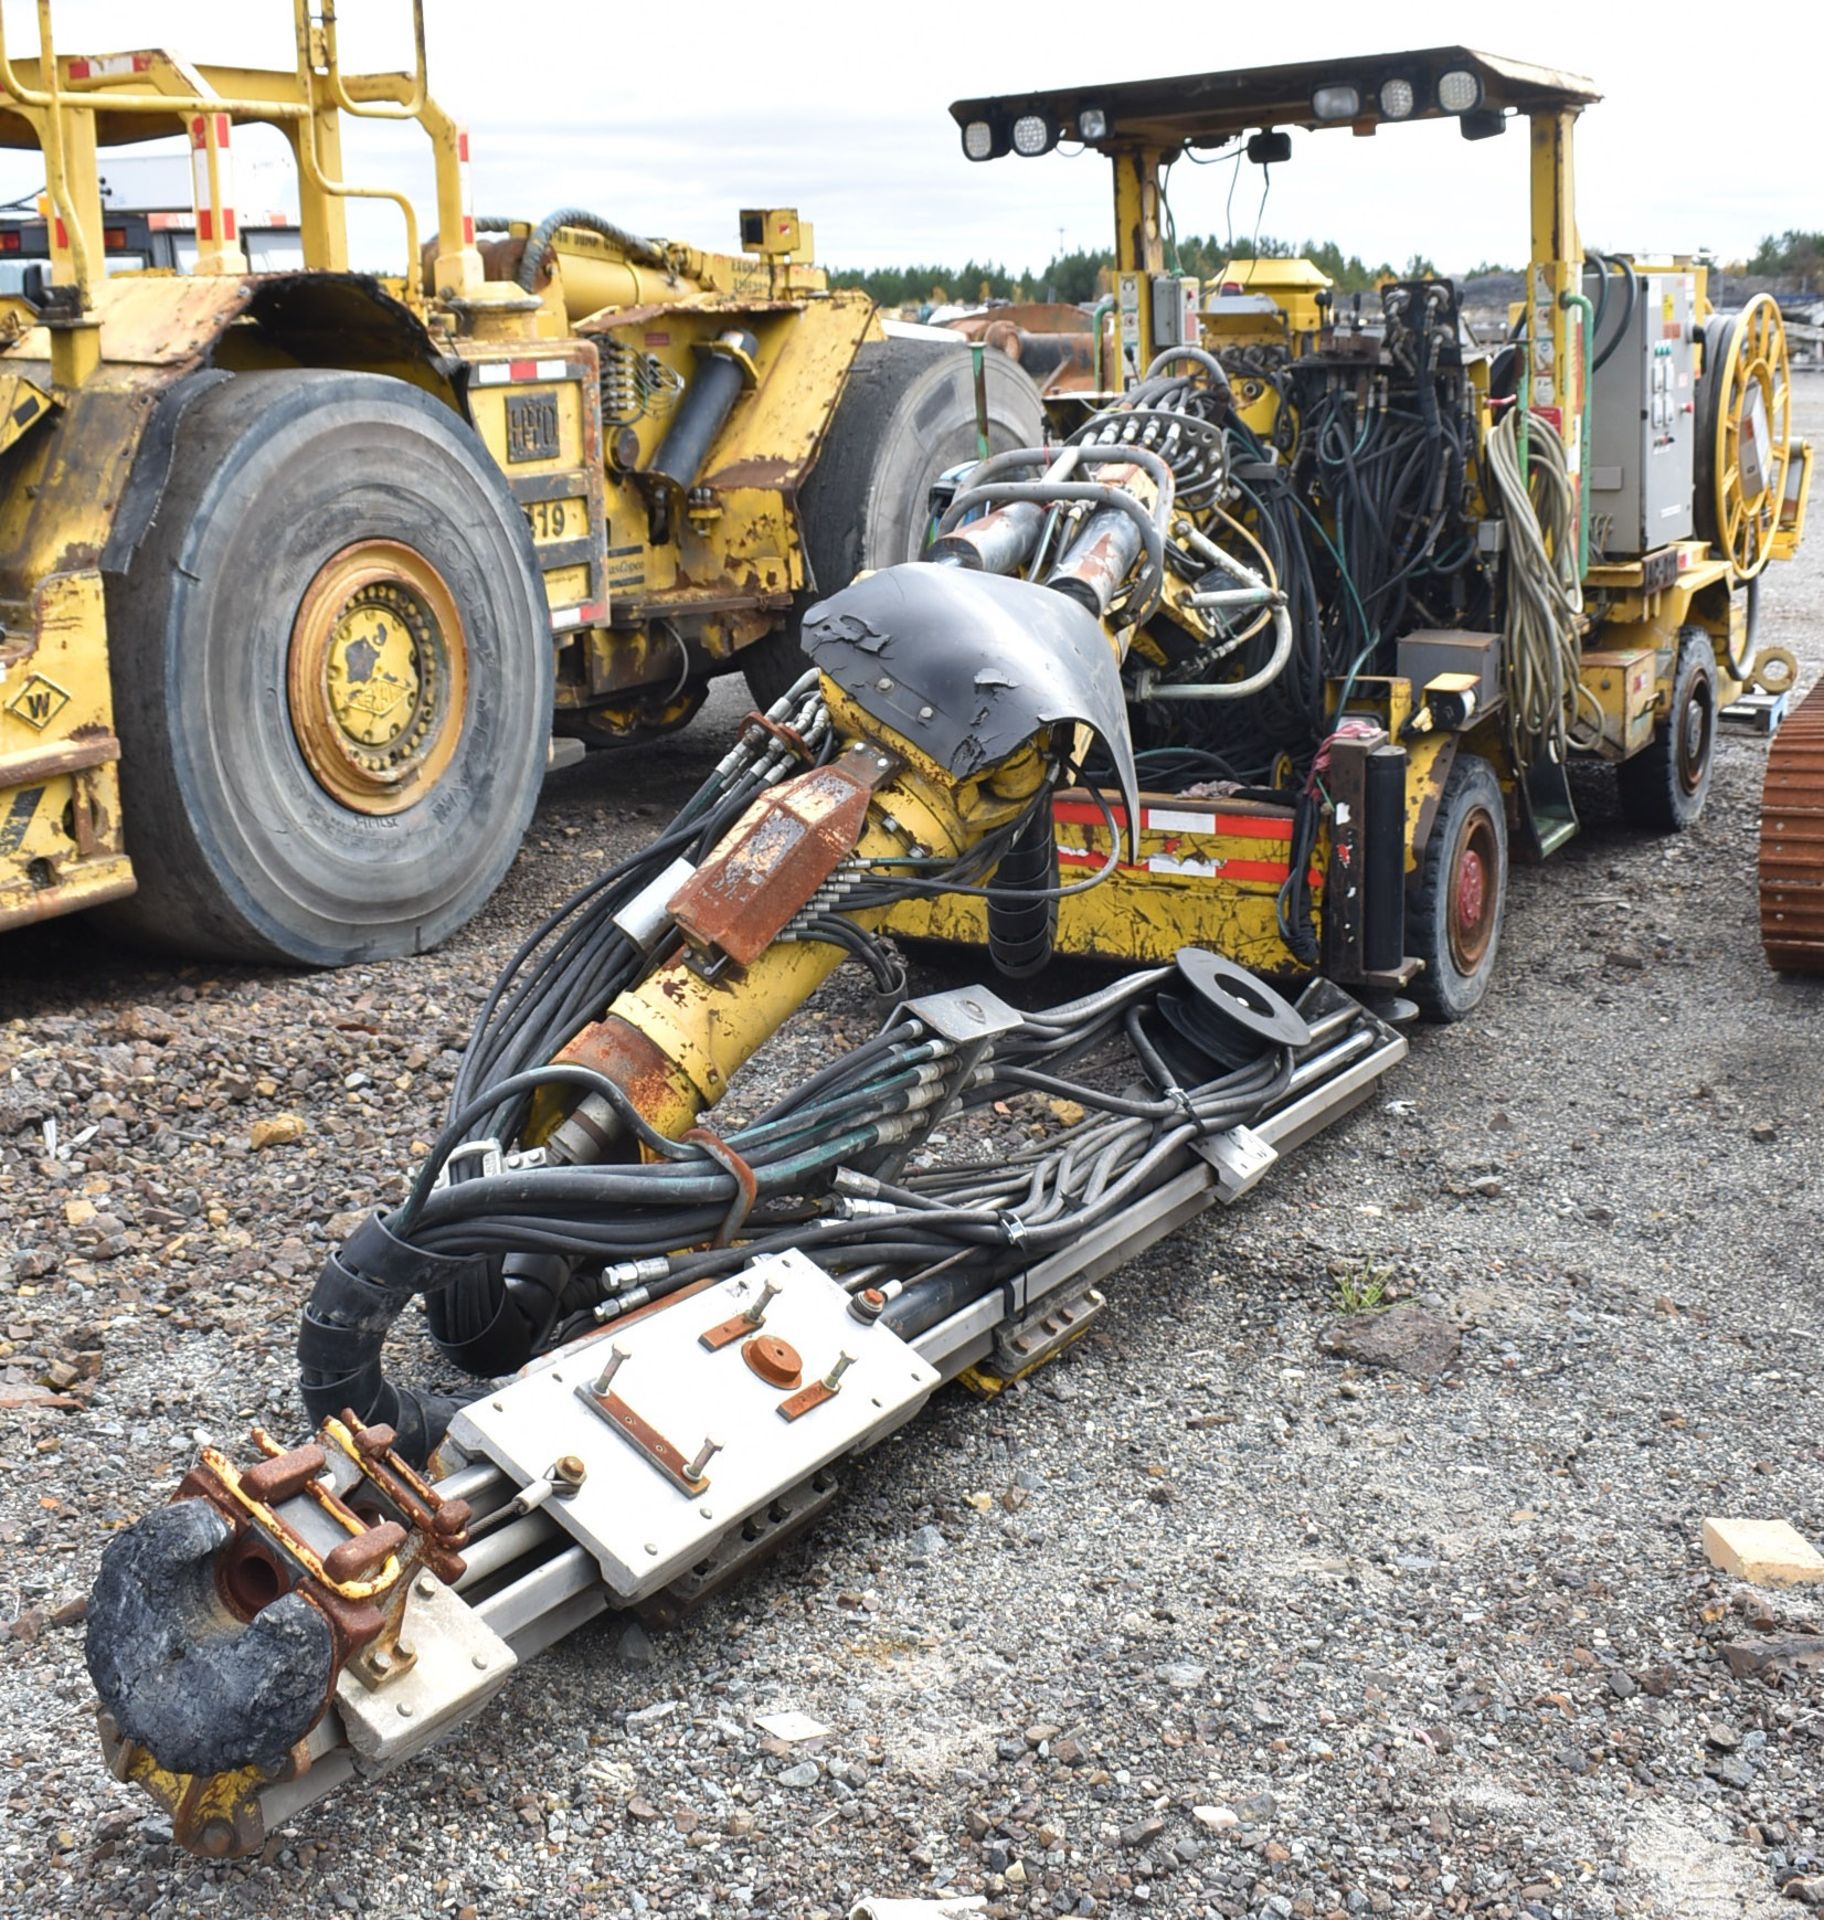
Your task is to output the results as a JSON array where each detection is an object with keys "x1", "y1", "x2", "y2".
[{"x1": 667, "y1": 755, "x2": 885, "y2": 968}]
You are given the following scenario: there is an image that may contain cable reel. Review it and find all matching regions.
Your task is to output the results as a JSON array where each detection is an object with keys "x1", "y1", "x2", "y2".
[{"x1": 1696, "y1": 293, "x2": 1793, "y2": 581}]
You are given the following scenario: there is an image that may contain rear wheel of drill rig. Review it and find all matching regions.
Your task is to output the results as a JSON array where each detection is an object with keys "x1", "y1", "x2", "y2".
[
  {"x1": 99, "y1": 370, "x2": 551, "y2": 965},
  {"x1": 1407, "y1": 753, "x2": 1508, "y2": 1023},
  {"x1": 739, "y1": 339, "x2": 1046, "y2": 708},
  {"x1": 1617, "y1": 628, "x2": 1717, "y2": 833}
]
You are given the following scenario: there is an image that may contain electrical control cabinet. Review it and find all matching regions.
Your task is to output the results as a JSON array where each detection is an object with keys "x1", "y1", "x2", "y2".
[
  {"x1": 1150, "y1": 274, "x2": 1200, "y2": 348},
  {"x1": 1584, "y1": 266, "x2": 1697, "y2": 558}
]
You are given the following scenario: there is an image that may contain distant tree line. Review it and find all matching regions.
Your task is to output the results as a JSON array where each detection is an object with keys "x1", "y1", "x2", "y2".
[
  {"x1": 829, "y1": 235, "x2": 1513, "y2": 309},
  {"x1": 1747, "y1": 230, "x2": 1823, "y2": 290}
]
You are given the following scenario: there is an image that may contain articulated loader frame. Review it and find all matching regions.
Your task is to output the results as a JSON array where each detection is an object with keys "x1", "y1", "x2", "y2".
[{"x1": 0, "y1": 3, "x2": 1025, "y2": 963}]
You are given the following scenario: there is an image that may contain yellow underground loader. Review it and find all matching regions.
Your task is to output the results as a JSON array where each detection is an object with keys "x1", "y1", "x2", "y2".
[{"x1": 0, "y1": 1, "x2": 1040, "y2": 964}]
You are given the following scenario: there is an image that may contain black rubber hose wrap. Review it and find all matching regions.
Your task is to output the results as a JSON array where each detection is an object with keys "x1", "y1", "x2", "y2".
[{"x1": 297, "y1": 1211, "x2": 489, "y2": 1464}]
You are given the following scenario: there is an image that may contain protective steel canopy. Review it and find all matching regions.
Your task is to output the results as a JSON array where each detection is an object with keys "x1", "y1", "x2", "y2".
[{"x1": 950, "y1": 48, "x2": 1600, "y2": 153}]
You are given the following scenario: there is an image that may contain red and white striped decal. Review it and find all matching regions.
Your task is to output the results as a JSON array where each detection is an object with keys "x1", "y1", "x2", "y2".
[
  {"x1": 66, "y1": 52, "x2": 152, "y2": 80},
  {"x1": 189, "y1": 113, "x2": 236, "y2": 244},
  {"x1": 474, "y1": 358, "x2": 572, "y2": 386},
  {"x1": 1051, "y1": 799, "x2": 1308, "y2": 886},
  {"x1": 455, "y1": 127, "x2": 475, "y2": 245},
  {"x1": 550, "y1": 601, "x2": 609, "y2": 632}
]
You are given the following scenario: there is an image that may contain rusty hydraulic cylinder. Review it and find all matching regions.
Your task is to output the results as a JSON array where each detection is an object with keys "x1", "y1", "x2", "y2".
[{"x1": 928, "y1": 499, "x2": 1045, "y2": 573}]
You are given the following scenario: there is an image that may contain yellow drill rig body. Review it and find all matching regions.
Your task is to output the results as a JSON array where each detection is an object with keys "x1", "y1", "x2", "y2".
[{"x1": 936, "y1": 48, "x2": 1811, "y2": 1012}]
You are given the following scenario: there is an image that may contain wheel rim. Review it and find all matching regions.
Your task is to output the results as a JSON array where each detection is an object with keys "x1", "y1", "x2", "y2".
[
  {"x1": 1714, "y1": 293, "x2": 1792, "y2": 581},
  {"x1": 1677, "y1": 672, "x2": 1714, "y2": 797},
  {"x1": 287, "y1": 540, "x2": 467, "y2": 815},
  {"x1": 1446, "y1": 808, "x2": 1499, "y2": 975}
]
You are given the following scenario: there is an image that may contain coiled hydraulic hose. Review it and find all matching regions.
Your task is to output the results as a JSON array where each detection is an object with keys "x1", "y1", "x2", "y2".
[
  {"x1": 515, "y1": 206, "x2": 669, "y2": 290},
  {"x1": 1486, "y1": 406, "x2": 1602, "y2": 767}
]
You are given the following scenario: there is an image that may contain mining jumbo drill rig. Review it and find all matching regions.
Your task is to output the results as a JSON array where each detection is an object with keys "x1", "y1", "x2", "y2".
[{"x1": 84, "y1": 47, "x2": 1814, "y2": 1856}]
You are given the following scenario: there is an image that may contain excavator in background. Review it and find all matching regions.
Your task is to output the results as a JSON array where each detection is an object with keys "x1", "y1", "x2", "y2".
[{"x1": 0, "y1": 1, "x2": 1038, "y2": 964}]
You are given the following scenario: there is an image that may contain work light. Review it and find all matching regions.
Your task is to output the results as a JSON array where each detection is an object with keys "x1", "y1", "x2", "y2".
[
  {"x1": 1311, "y1": 84, "x2": 1361, "y2": 121},
  {"x1": 1378, "y1": 77, "x2": 1415, "y2": 120},
  {"x1": 1437, "y1": 68, "x2": 1483, "y2": 114},
  {"x1": 1012, "y1": 113, "x2": 1054, "y2": 157},
  {"x1": 962, "y1": 119, "x2": 995, "y2": 161},
  {"x1": 1077, "y1": 106, "x2": 1109, "y2": 141}
]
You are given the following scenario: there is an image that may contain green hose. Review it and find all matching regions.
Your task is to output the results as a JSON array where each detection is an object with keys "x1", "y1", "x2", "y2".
[{"x1": 1089, "y1": 296, "x2": 1114, "y2": 391}]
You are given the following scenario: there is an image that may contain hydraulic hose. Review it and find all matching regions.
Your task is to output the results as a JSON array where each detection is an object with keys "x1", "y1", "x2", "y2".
[
  {"x1": 515, "y1": 206, "x2": 669, "y2": 289},
  {"x1": 1591, "y1": 255, "x2": 1637, "y2": 374}
]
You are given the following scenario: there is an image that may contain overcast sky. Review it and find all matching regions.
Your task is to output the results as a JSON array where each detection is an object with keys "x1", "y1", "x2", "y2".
[{"x1": 1, "y1": 0, "x2": 1817, "y2": 277}]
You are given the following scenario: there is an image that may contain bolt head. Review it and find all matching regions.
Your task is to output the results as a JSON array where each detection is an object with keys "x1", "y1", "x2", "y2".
[{"x1": 397, "y1": 1701, "x2": 415, "y2": 1718}]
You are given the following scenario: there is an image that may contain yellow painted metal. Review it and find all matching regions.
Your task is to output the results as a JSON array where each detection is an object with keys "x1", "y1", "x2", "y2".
[
  {"x1": 0, "y1": 569, "x2": 134, "y2": 929},
  {"x1": 0, "y1": 6, "x2": 898, "y2": 940},
  {"x1": 105, "y1": 1741, "x2": 272, "y2": 1862},
  {"x1": 1526, "y1": 108, "x2": 1585, "y2": 497},
  {"x1": 1772, "y1": 437, "x2": 1812, "y2": 564},
  {"x1": 0, "y1": 6, "x2": 494, "y2": 315},
  {"x1": 1578, "y1": 647, "x2": 1658, "y2": 759},
  {"x1": 286, "y1": 540, "x2": 469, "y2": 816},
  {"x1": 890, "y1": 789, "x2": 1312, "y2": 975},
  {"x1": 1109, "y1": 147, "x2": 1163, "y2": 386},
  {"x1": 603, "y1": 749, "x2": 1037, "y2": 1134},
  {"x1": 0, "y1": 368, "x2": 52, "y2": 456},
  {"x1": 190, "y1": 106, "x2": 245, "y2": 276},
  {"x1": 1212, "y1": 257, "x2": 1332, "y2": 342},
  {"x1": 582, "y1": 293, "x2": 877, "y2": 651},
  {"x1": 1707, "y1": 293, "x2": 1793, "y2": 579},
  {"x1": 1401, "y1": 730, "x2": 1459, "y2": 875}
]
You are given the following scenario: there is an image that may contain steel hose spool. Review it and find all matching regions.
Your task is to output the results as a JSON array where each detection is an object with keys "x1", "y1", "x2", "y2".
[{"x1": 1696, "y1": 293, "x2": 1793, "y2": 582}]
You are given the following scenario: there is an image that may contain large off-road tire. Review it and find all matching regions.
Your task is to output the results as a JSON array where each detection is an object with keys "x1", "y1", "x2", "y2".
[
  {"x1": 1407, "y1": 753, "x2": 1508, "y2": 1023},
  {"x1": 740, "y1": 338, "x2": 1045, "y2": 707},
  {"x1": 1617, "y1": 628, "x2": 1716, "y2": 831},
  {"x1": 99, "y1": 369, "x2": 551, "y2": 966}
]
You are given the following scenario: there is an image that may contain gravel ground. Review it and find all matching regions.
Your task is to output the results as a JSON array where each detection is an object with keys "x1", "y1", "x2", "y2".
[{"x1": 1, "y1": 388, "x2": 1820, "y2": 1920}]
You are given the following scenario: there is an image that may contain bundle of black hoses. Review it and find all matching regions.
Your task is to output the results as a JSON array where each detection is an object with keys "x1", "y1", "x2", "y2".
[{"x1": 298, "y1": 962, "x2": 1317, "y2": 1464}]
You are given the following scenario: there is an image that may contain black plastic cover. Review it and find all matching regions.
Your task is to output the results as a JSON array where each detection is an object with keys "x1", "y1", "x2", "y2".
[
  {"x1": 86, "y1": 1499, "x2": 333, "y2": 1776},
  {"x1": 801, "y1": 565, "x2": 1140, "y2": 855}
]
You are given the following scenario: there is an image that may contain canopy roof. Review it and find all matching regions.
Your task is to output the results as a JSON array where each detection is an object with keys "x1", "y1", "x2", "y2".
[{"x1": 950, "y1": 48, "x2": 1600, "y2": 153}]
